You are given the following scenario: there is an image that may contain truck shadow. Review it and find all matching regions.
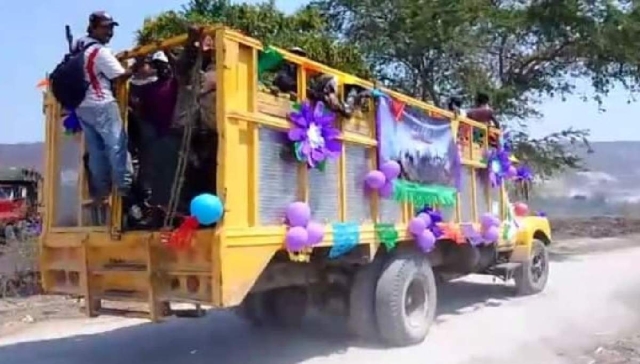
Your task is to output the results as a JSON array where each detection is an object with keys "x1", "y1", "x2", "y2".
[
  {"x1": 0, "y1": 279, "x2": 517, "y2": 364},
  {"x1": 436, "y1": 278, "x2": 514, "y2": 320}
]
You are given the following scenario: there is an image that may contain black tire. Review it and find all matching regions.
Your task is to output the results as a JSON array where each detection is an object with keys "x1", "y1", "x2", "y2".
[
  {"x1": 514, "y1": 239, "x2": 549, "y2": 295},
  {"x1": 347, "y1": 257, "x2": 385, "y2": 340},
  {"x1": 235, "y1": 292, "x2": 269, "y2": 326},
  {"x1": 269, "y1": 286, "x2": 308, "y2": 328},
  {"x1": 236, "y1": 288, "x2": 308, "y2": 328},
  {"x1": 375, "y1": 253, "x2": 437, "y2": 347}
]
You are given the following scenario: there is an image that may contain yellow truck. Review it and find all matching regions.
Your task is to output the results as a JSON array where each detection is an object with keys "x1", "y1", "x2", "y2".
[{"x1": 40, "y1": 26, "x2": 551, "y2": 347}]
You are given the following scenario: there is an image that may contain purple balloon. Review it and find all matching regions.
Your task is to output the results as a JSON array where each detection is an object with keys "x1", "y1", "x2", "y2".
[
  {"x1": 378, "y1": 181, "x2": 395, "y2": 198},
  {"x1": 417, "y1": 212, "x2": 432, "y2": 227},
  {"x1": 482, "y1": 225, "x2": 500, "y2": 243},
  {"x1": 285, "y1": 226, "x2": 309, "y2": 251},
  {"x1": 365, "y1": 170, "x2": 386, "y2": 189},
  {"x1": 416, "y1": 230, "x2": 436, "y2": 253},
  {"x1": 408, "y1": 217, "x2": 427, "y2": 235},
  {"x1": 460, "y1": 224, "x2": 483, "y2": 247},
  {"x1": 480, "y1": 212, "x2": 500, "y2": 228},
  {"x1": 380, "y1": 160, "x2": 401, "y2": 180},
  {"x1": 286, "y1": 201, "x2": 311, "y2": 227},
  {"x1": 306, "y1": 221, "x2": 325, "y2": 245}
]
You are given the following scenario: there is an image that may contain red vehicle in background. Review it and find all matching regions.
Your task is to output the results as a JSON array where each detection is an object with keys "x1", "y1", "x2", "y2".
[{"x1": 0, "y1": 168, "x2": 42, "y2": 244}]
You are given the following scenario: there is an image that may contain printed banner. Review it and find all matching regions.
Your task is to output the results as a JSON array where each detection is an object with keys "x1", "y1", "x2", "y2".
[{"x1": 377, "y1": 97, "x2": 460, "y2": 187}]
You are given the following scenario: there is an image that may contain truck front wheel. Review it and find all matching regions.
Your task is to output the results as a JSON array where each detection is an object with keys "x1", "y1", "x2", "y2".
[
  {"x1": 514, "y1": 239, "x2": 549, "y2": 295},
  {"x1": 375, "y1": 253, "x2": 437, "y2": 347}
]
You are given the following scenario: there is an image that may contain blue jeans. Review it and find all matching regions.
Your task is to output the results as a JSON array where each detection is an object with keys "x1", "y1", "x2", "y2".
[{"x1": 76, "y1": 101, "x2": 133, "y2": 198}]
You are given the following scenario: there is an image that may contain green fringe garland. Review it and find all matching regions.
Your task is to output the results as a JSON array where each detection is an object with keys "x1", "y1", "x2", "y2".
[
  {"x1": 257, "y1": 46, "x2": 284, "y2": 78},
  {"x1": 375, "y1": 223, "x2": 398, "y2": 251},
  {"x1": 392, "y1": 180, "x2": 457, "y2": 207}
]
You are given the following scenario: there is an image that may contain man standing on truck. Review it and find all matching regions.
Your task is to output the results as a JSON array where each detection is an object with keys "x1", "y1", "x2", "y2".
[
  {"x1": 126, "y1": 51, "x2": 179, "y2": 227},
  {"x1": 74, "y1": 11, "x2": 134, "y2": 200}
]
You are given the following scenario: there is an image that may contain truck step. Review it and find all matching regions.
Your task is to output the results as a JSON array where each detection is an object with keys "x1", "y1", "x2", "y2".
[
  {"x1": 96, "y1": 308, "x2": 151, "y2": 319},
  {"x1": 487, "y1": 262, "x2": 522, "y2": 281},
  {"x1": 173, "y1": 306, "x2": 207, "y2": 318},
  {"x1": 102, "y1": 262, "x2": 147, "y2": 271},
  {"x1": 96, "y1": 290, "x2": 147, "y2": 302}
]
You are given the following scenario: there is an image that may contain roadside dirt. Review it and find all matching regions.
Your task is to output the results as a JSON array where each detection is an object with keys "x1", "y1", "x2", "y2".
[
  {"x1": 575, "y1": 334, "x2": 640, "y2": 364},
  {"x1": 551, "y1": 216, "x2": 640, "y2": 239},
  {"x1": 0, "y1": 295, "x2": 82, "y2": 336}
]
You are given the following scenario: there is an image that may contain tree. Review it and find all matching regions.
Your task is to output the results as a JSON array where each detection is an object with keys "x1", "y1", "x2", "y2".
[
  {"x1": 138, "y1": 0, "x2": 640, "y2": 177},
  {"x1": 136, "y1": 0, "x2": 371, "y2": 78},
  {"x1": 312, "y1": 0, "x2": 640, "y2": 177}
]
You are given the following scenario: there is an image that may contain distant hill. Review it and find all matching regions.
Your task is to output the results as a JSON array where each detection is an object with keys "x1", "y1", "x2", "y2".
[
  {"x1": 530, "y1": 141, "x2": 640, "y2": 217},
  {"x1": 0, "y1": 143, "x2": 43, "y2": 171},
  {"x1": 1, "y1": 140, "x2": 639, "y2": 217}
]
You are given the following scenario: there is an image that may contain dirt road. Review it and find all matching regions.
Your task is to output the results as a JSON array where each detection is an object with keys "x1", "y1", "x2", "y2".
[{"x1": 1, "y1": 239, "x2": 639, "y2": 364}]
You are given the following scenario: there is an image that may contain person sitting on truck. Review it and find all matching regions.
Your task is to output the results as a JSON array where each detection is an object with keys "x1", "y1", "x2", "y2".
[
  {"x1": 466, "y1": 92, "x2": 501, "y2": 147},
  {"x1": 447, "y1": 96, "x2": 466, "y2": 117},
  {"x1": 74, "y1": 11, "x2": 134, "y2": 200},
  {"x1": 466, "y1": 92, "x2": 500, "y2": 129},
  {"x1": 272, "y1": 47, "x2": 306, "y2": 97},
  {"x1": 308, "y1": 74, "x2": 354, "y2": 118}
]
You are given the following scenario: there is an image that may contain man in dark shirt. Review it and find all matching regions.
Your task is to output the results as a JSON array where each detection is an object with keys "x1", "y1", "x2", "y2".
[
  {"x1": 127, "y1": 52, "x2": 180, "y2": 226},
  {"x1": 466, "y1": 92, "x2": 500, "y2": 128}
]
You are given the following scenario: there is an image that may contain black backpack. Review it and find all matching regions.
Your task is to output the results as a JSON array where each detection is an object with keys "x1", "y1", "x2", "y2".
[{"x1": 50, "y1": 41, "x2": 97, "y2": 110}]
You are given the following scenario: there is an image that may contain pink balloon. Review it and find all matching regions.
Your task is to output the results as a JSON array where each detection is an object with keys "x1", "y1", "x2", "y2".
[
  {"x1": 286, "y1": 201, "x2": 311, "y2": 227},
  {"x1": 380, "y1": 160, "x2": 401, "y2": 180},
  {"x1": 417, "y1": 212, "x2": 432, "y2": 227},
  {"x1": 408, "y1": 217, "x2": 427, "y2": 235},
  {"x1": 378, "y1": 181, "x2": 395, "y2": 198},
  {"x1": 416, "y1": 230, "x2": 436, "y2": 253},
  {"x1": 514, "y1": 202, "x2": 529, "y2": 216},
  {"x1": 365, "y1": 170, "x2": 386, "y2": 189},
  {"x1": 285, "y1": 226, "x2": 309, "y2": 251},
  {"x1": 306, "y1": 221, "x2": 325, "y2": 245},
  {"x1": 482, "y1": 225, "x2": 500, "y2": 243}
]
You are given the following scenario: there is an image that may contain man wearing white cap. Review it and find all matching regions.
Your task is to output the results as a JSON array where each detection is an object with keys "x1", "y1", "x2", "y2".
[{"x1": 128, "y1": 50, "x2": 179, "y2": 224}]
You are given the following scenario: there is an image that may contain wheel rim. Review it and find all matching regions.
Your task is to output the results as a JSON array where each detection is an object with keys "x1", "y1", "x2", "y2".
[
  {"x1": 530, "y1": 246, "x2": 547, "y2": 283},
  {"x1": 404, "y1": 278, "x2": 428, "y2": 328}
]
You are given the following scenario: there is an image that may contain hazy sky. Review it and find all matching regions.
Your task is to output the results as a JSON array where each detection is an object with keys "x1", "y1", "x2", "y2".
[{"x1": 0, "y1": 0, "x2": 637, "y2": 144}]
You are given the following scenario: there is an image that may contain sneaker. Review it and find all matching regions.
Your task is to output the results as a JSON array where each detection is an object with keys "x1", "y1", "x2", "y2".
[{"x1": 129, "y1": 205, "x2": 143, "y2": 220}]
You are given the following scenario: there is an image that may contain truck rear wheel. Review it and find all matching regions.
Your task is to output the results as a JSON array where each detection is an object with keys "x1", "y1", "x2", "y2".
[
  {"x1": 514, "y1": 239, "x2": 549, "y2": 295},
  {"x1": 269, "y1": 286, "x2": 308, "y2": 328},
  {"x1": 375, "y1": 253, "x2": 437, "y2": 347},
  {"x1": 236, "y1": 287, "x2": 308, "y2": 328},
  {"x1": 347, "y1": 257, "x2": 385, "y2": 340},
  {"x1": 236, "y1": 292, "x2": 269, "y2": 326}
]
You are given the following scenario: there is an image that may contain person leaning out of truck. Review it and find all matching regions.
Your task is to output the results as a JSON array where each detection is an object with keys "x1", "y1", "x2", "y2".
[{"x1": 74, "y1": 11, "x2": 134, "y2": 200}]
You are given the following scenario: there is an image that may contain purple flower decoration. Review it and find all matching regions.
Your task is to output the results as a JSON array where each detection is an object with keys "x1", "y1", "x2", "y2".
[
  {"x1": 485, "y1": 147, "x2": 511, "y2": 188},
  {"x1": 287, "y1": 101, "x2": 342, "y2": 169},
  {"x1": 516, "y1": 165, "x2": 533, "y2": 182}
]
